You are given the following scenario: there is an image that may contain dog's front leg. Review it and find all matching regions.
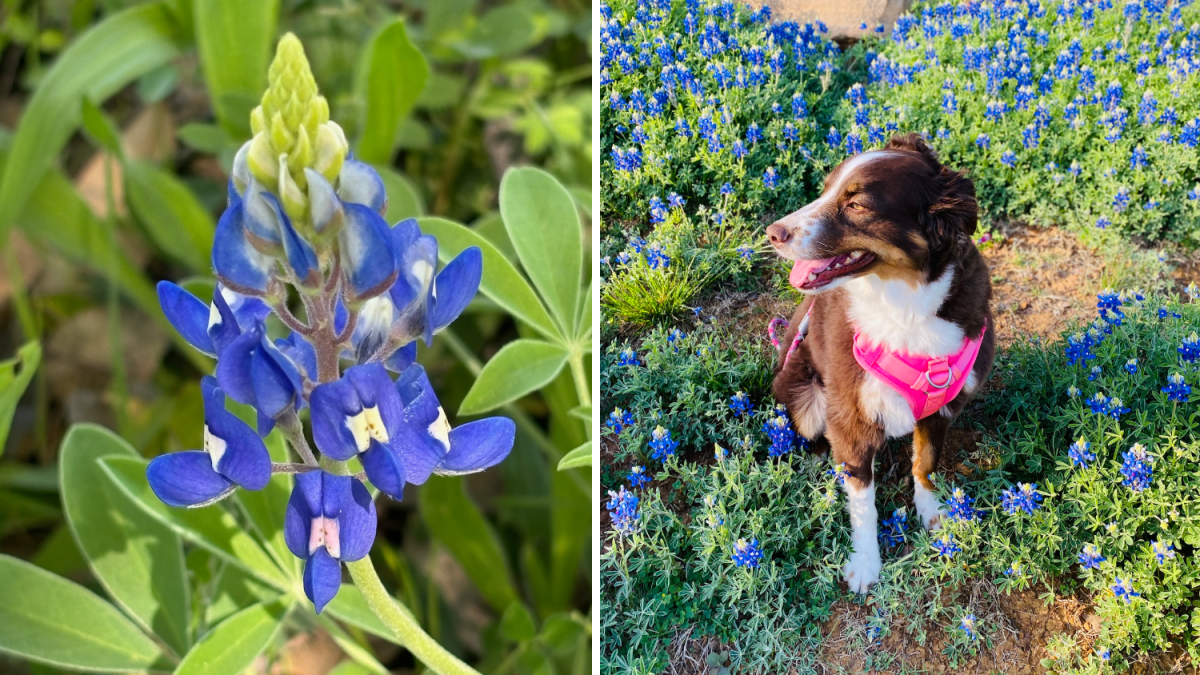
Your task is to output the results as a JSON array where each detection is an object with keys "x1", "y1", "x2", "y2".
[
  {"x1": 829, "y1": 425, "x2": 883, "y2": 594},
  {"x1": 912, "y1": 414, "x2": 951, "y2": 530}
]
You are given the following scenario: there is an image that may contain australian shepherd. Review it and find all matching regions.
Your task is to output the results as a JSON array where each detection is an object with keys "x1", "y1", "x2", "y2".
[{"x1": 766, "y1": 133, "x2": 996, "y2": 593}]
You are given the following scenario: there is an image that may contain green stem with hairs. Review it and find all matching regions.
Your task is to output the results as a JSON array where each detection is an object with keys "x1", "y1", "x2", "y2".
[{"x1": 345, "y1": 558, "x2": 481, "y2": 675}]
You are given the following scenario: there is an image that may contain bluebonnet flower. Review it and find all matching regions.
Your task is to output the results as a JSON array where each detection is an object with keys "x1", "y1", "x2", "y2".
[
  {"x1": 732, "y1": 538, "x2": 763, "y2": 568},
  {"x1": 649, "y1": 425, "x2": 679, "y2": 462},
  {"x1": 1022, "y1": 124, "x2": 1040, "y2": 148},
  {"x1": 975, "y1": 133, "x2": 991, "y2": 148},
  {"x1": 946, "y1": 487, "x2": 978, "y2": 521},
  {"x1": 1079, "y1": 544, "x2": 1105, "y2": 569},
  {"x1": 692, "y1": 306, "x2": 702, "y2": 317},
  {"x1": 1097, "y1": 288, "x2": 1124, "y2": 325},
  {"x1": 1152, "y1": 539, "x2": 1175, "y2": 564},
  {"x1": 1120, "y1": 443, "x2": 1154, "y2": 491},
  {"x1": 1095, "y1": 216, "x2": 1111, "y2": 229},
  {"x1": 1001, "y1": 150, "x2": 1017, "y2": 167},
  {"x1": 628, "y1": 465, "x2": 651, "y2": 489},
  {"x1": 1105, "y1": 397, "x2": 1130, "y2": 419},
  {"x1": 1162, "y1": 373, "x2": 1191, "y2": 401},
  {"x1": 1111, "y1": 577, "x2": 1139, "y2": 603},
  {"x1": 960, "y1": 615, "x2": 978, "y2": 640},
  {"x1": 1005, "y1": 561, "x2": 1025, "y2": 577},
  {"x1": 720, "y1": 182, "x2": 733, "y2": 197},
  {"x1": 763, "y1": 167, "x2": 778, "y2": 189},
  {"x1": 611, "y1": 146, "x2": 643, "y2": 171},
  {"x1": 828, "y1": 462, "x2": 850, "y2": 485},
  {"x1": 629, "y1": 237, "x2": 647, "y2": 254},
  {"x1": 607, "y1": 486, "x2": 639, "y2": 535},
  {"x1": 1069, "y1": 437, "x2": 1096, "y2": 469},
  {"x1": 616, "y1": 251, "x2": 631, "y2": 265},
  {"x1": 1065, "y1": 333, "x2": 1096, "y2": 365},
  {"x1": 1067, "y1": 385, "x2": 1081, "y2": 397},
  {"x1": 1124, "y1": 358, "x2": 1138, "y2": 374},
  {"x1": 1158, "y1": 306, "x2": 1182, "y2": 319},
  {"x1": 1096, "y1": 647, "x2": 1112, "y2": 661},
  {"x1": 1002, "y1": 483, "x2": 1043, "y2": 514},
  {"x1": 736, "y1": 245, "x2": 754, "y2": 259},
  {"x1": 763, "y1": 415, "x2": 796, "y2": 457},
  {"x1": 1179, "y1": 332, "x2": 1200, "y2": 362},
  {"x1": 1089, "y1": 365, "x2": 1102, "y2": 381},
  {"x1": 1130, "y1": 145, "x2": 1148, "y2": 168},
  {"x1": 618, "y1": 348, "x2": 640, "y2": 366},
  {"x1": 729, "y1": 391, "x2": 752, "y2": 417},
  {"x1": 879, "y1": 508, "x2": 907, "y2": 547},
  {"x1": 667, "y1": 328, "x2": 686, "y2": 348},
  {"x1": 668, "y1": 192, "x2": 684, "y2": 208},
  {"x1": 649, "y1": 196, "x2": 668, "y2": 224},
  {"x1": 151, "y1": 35, "x2": 514, "y2": 614},
  {"x1": 933, "y1": 533, "x2": 961, "y2": 557},
  {"x1": 1112, "y1": 187, "x2": 1130, "y2": 212},
  {"x1": 608, "y1": 407, "x2": 636, "y2": 433},
  {"x1": 826, "y1": 126, "x2": 842, "y2": 149},
  {"x1": 1069, "y1": 160, "x2": 1082, "y2": 177},
  {"x1": 645, "y1": 243, "x2": 670, "y2": 270}
]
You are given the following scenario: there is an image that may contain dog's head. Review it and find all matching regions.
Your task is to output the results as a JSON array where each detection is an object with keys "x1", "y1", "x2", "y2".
[{"x1": 766, "y1": 133, "x2": 977, "y2": 293}]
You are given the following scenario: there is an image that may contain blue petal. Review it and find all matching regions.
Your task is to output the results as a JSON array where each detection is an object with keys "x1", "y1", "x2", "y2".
[
  {"x1": 275, "y1": 333, "x2": 317, "y2": 382},
  {"x1": 207, "y1": 286, "x2": 244, "y2": 354},
  {"x1": 310, "y1": 376, "x2": 362, "y2": 461},
  {"x1": 337, "y1": 477, "x2": 378, "y2": 562},
  {"x1": 351, "y1": 295, "x2": 395, "y2": 363},
  {"x1": 396, "y1": 365, "x2": 442, "y2": 436},
  {"x1": 305, "y1": 168, "x2": 343, "y2": 232},
  {"x1": 344, "y1": 364, "x2": 403, "y2": 433},
  {"x1": 394, "y1": 365, "x2": 449, "y2": 484},
  {"x1": 392, "y1": 234, "x2": 437, "y2": 345},
  {"x1": 214, "y1": 327, "x2": 262, "y2": 407},
  {"x1": 338, "y1": 159, "x2": 387, "y2": 214},
  {"x1": 304, "y1": 547, "x2": 342, "y2": 614},
  {"x1": 340, "y1": 203, "x2": 399, "y2": 300},
  {"x1": 270, "y1": 192, "x2": 320, "y2": 286},
  {"x1": 285, "y1": 470, "x2": 322, "y2": 558},
  {"x1": 384, "y1": 342, "x2": 417, "y2": 373},
  {"x1": 157, "y1": 281, "x2": 216, "y2": 356},
  {"x1": 429, "y1": 247, "x2": 482, "y2": 332},
  {"x1": 250, "y1": 340, "x2": 300, "y2": 427},
  {"x1": 212, "y1": 201, "x2": 275, "y2": 294},
  {"x1": 202, "y1": 379, "x2": 271, "y2": 491},
  {"x1": 147, "y1": 451, "x2": 235, "y2": 508},
  {"x1": 360, "y1": 442, "x2": 406, "y2": 500},
  {"x1": 241, "y1": 182, "x2": 285, "y2": 249},
  {"x1": 436, "y1": 417, "x2": 516, "y2": 475}
]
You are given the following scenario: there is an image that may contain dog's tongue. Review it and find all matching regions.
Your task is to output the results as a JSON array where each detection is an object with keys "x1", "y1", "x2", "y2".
[{"x1": 789, "y1": 258, "x2": 835, "y2": 289}]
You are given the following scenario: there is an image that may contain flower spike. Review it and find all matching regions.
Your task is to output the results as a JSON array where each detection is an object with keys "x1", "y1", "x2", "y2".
[{"x1": 284, "y1": 471, "x2": 377, "y2": 613}]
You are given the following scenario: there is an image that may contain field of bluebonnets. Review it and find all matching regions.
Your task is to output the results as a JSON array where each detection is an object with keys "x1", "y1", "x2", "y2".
[
  {"x1": 600, "y1": 0, "x2": 1200, "y2": 672},
  {"x1": 0, "y1": 1, "x2": 591, "y2": 674}
]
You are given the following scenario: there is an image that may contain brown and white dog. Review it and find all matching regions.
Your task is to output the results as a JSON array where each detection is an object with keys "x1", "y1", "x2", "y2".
[{"x1": 765, "y1": 133, "x2": 996, "y2": 593}]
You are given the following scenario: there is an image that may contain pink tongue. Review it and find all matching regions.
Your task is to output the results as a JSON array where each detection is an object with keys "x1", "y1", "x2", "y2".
[{"x1": 789, "y1": 258, "x2": 836, "y2": 289}]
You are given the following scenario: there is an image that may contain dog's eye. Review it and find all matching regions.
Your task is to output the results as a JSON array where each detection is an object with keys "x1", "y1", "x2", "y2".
[{"x1": 846, "y1": 202, "x2": 865, "y2": 211}]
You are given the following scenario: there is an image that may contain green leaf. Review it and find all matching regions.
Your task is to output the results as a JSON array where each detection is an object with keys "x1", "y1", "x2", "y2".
[
  {"x1": 537, "y1": 613, "x2": 588, "y2": 655},
  {"x1": 459, "y1": 339, "x2": 568, "y2": 416},
  {"x1": 0, "y1": 553, "x2": 164, "y2": 671},
  {"x1": 174, "y1": 599, "x2": 289, "y2": 675},
  {"x1": 500, "y1": 600, "x2": 537, "y2": 642},
  {"x1": 60, "y1": 424, "x2": 190, "y2": 656},
  {"x1": 355, "y1": 18, "x2": 429, "y2": 164},
  {"x1": 234, "y1": 430, "x2": 297, "y2": 579},
  {"x1": 470, "y1": 5, "x2": 537, "y2": 57},
  {"x1": 556, "y1": 442, "x2": 591, "y2": 471},
  {"x1": 79, "y1": 98, "x2": 123, "y2": 157},
  {"x1": 328, "y1": 662, "x2": 380, "y2": 675},
  {"x1": 0, "y1": 4, "x2": 182, "y2": 236},
  {"x1": 567, "y1": 406, "x2": 591, "y2": 422},
  {"x1": 375, "y1": 165, "x2": 425, "y2": 221},
  {"x1": 98, "y1": 455, "x2": 290, "y2": 590},
  {"x1": 178, "y1": 123, "x2": 234, "y2": 154},
  {"x1": 418, "y1": 217, "x2": 560, "y2": 342},
  {"x1": 499, "y1": 167, "x2": 583, "y2": 335},
  {"x1": 124, "y1": 159, "x2": 215, "y2": 272},
  {"x1": 192, "y1": 0, "x2": 279, "y2": 137},
  {"x1": 419, "y1": 476, "x2": 518, "y2": 611},
  {"x1": 324, "y1": 584, "x2": 402, "y2": 645},
  {"x1": 0, "y1": 340, "x2": 40, "y2": 454}
]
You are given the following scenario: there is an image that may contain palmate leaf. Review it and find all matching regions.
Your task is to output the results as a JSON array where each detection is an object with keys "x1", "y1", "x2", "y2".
[
  {"x1": 0, "y1": 3, "x2": 183, "y2": 237},
  {"x1": 59, "y1": 424, "x2": 191, "y2": 657},
  {"x1": 0, "y1": 554, "x2": 166, "y2": 672}
]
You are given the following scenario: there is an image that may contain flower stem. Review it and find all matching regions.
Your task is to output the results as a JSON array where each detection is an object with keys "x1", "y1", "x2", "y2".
[{"x1": 345, "y1": 557, "x2": 481, "y2": 675}]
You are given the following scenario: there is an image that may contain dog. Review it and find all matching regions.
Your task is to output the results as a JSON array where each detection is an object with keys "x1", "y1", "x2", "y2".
[{"x1": 765, "y1": 133, "x2": 996, "y2": 593}]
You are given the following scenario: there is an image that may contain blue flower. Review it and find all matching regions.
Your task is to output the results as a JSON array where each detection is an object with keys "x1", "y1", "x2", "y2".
[
  {"x1": 763, "y1": 167, "x2": 778, "y2": 189},
  {"x1": 947, "y1": 487, "x2": 978, "y2": 522},
  {"x1": 1087, "y1": 392, "x2": 1109, "y2": 414},
  {"x1": 1111, "y1": 577, "x2": 1139, "y2": 603},
  {"x1": 1112, "y1": 187, "x2": 1130, "y2": 212},
  {"x1": 1067, "y1": 385, "x2": 1081, "y2": 397},
  {"x1": 763, "y1": 415, "x2": 796, "y2": 457},
  {"x1": 649, "y1": 425, "x2": 678, "y2": 462},
  {"x1": 1179, "y1": 332, "x2": 1200, "y2": 363},
  {"x1": 826, "y1": 126, "x2": 842, "y2": 149},
  {"x1": 1078, "y1": 543, "x2": 1105, "y2": 569},
  {"x1": 285, "y1": 470, "x2": 377, "y2": 613},
  {"x1": 729, "y1": 391, "x2": 753, "y2": 417},
  {"x1": 628, "y1": 465, "x2": 651, "y2": 489},
  {"x1": 975, "y1": 133, "x2": 991, "y2": 148},
  {"x1": 1152, "y1": 540, "x2": 1175, "y2": 564},
  {"x1": 933, "y1": 533, "x2": 961, "y2": 557},
  {"x1": 1106, "y1": 397, "x2": 1130, "y2": 419},
  {"x1": 1130, "y1": 145, "x2": 1148, "y2": 168},
  {"x1": 1157, "y1": 306, "x2": 1182, "y2": 319},
  {"x1": 1095, "y1": 216, "x2": 1111, "y2": 229},
  {"x1": 1124, "y1": 358, "x2": 1138, "y2": 374},
  {"x1": 645, "y1": 243, "x2": 670, "y2": 270},
  {"x1": 1069, "y1": 437, "x2": 1096, "y2": 469},
  {"x1": 879, "y1": 508, "x2": 907, "y2": 547},
  {"x1": 960, "y1": 615, "x2": 978, "y2": 640},
  {"x1": 1096, "y1": 647, "x2": 1111, "y2": 661},
  {"x1": 1162, "y1": 373, "x2": 1191, "y2": 402},
  {"x1": 1001, "y1": 483, "x2": 1043, "y2": 515},
  {"x1": 1089, "y1": 365, "x2": 1102, "y2": 381},
  {"x1": 618, "y1": 348, "x2": 640, "y2": 366},
  {"x1": 607, "y1": 486, "x2": 639, "y2": 535},
  {"x1": 147, "y1": 376, "x2": 272, "y2": 507},
  {"x1": 736, "y1": 245, "x2": 754, "y2": 259},
  {"x1": 1120, "y1": 443, "x2": 1154, "y2": 491},
  {"x1": 732, "y1": 537, "x2": 763, "y2": 568},
  {"x1": 1000, "y1": 150, "x2": 1017, "y2": 167},
  {"x1": 608, "y1": 407, "x2": 636, "y2": 433},
  {"x1": 1005, "y1": 561, "x2": 1025, "y2": 577}
]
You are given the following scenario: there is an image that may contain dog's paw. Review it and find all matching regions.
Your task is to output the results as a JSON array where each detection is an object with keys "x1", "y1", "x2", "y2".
[
  {"x1": 913, "y1": 485, "x2": 948, "y2": 531},
  {"x1": 921, "y1": 508, "x2": 950, "y2": 531},
  {"x1": 843, "y1": 547, "x2": 881, "y2": 594}
]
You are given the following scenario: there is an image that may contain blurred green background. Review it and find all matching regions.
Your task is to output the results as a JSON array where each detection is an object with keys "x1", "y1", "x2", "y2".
[{"x1": 0, "y1": 0, "x2": 591, "y2": 673}]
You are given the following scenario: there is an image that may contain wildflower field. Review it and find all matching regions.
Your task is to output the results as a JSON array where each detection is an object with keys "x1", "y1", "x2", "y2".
[
  {"x1": 0, "y1": 1, "x2": 591, "y2": 674},
  {"x1": 600, "y1": 0, "x2": 1200, "y2": 671}
]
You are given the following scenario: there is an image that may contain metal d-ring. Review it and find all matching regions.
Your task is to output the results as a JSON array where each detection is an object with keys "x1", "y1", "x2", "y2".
[{"x1": 924, "y1": 367, "x2": 955, "y2": 389}]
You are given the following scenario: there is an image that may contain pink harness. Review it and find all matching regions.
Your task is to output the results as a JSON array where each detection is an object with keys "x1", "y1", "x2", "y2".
[{"x1": 770, "y1": 308, "x2": 987, "y2": 422}]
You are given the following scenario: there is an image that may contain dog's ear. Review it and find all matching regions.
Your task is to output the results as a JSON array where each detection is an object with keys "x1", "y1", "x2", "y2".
[{"x1": 888, "y1": 134, "x2": 978, "y2": 252}]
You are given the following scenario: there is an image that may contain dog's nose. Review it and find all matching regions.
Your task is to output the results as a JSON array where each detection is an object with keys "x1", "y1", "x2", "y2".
[{"x1": 766, "y1": 222, "x2": 791, "y2": 245}]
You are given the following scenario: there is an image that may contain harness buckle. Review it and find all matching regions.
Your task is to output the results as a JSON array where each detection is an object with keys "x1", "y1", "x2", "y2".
[{"x1": 924, "y1": 359, "x2": 954, "y2": 390}]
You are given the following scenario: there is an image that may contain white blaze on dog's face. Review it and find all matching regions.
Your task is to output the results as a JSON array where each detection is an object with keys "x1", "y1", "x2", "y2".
[{"x1": 766, "y1": 145, "x2": 968, "y2": 294}]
